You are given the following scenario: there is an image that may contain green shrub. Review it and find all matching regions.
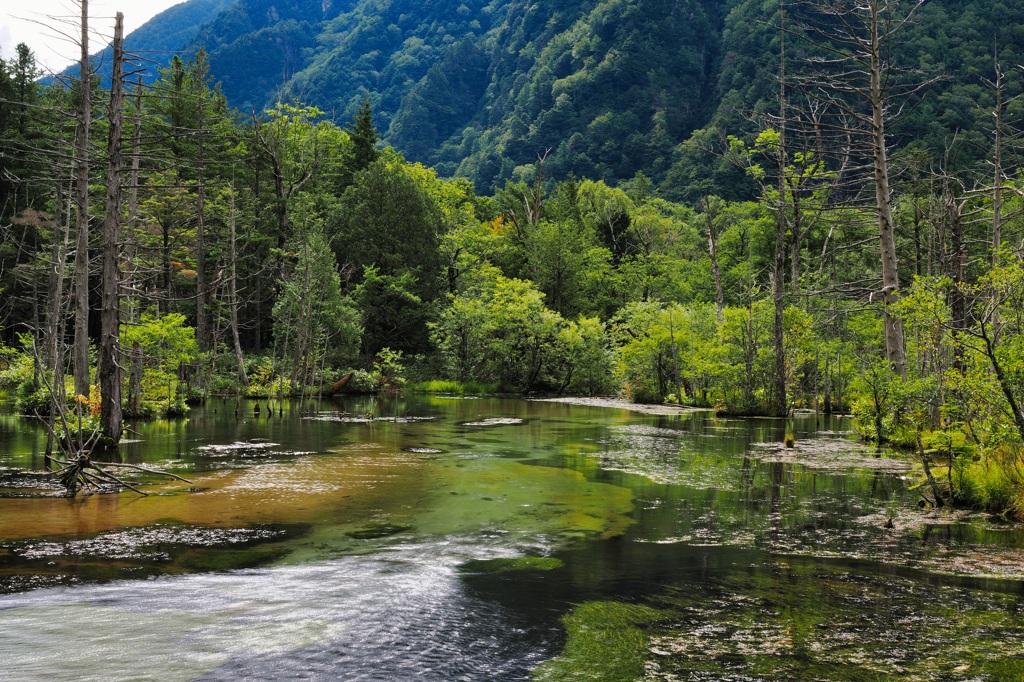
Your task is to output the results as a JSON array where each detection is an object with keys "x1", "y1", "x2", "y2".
[
  {"x1": 372, "y1": 347, "x2": 406, "y2": 394},
  {"x1": 341, "y1": 369, "x2": 376, "y2": 393},
  {"x1": 954, "y1": 446, "x2": 1023, "y2": 514},
  {"x1": 245, "y1": 375, "x2": 289, "y2": 399},
  {"x1": 16, "y1": 386, "x2": 55, "y2": 416},
  {"x1": 206, "y1": 373, "x2": 240, "y2": 397},
  {"x1": 0, "y1": 345, "x2": 33, "y2": 391}
]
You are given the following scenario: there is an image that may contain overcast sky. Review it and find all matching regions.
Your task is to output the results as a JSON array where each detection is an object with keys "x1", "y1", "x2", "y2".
[{"x1": 1, "y1": 0, "x2": 185, "y2": 73}]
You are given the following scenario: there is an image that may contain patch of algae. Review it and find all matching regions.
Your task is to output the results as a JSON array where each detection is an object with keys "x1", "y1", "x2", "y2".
[
  {"x1": 414, "y1": 458, "x2": 635, "y2": 541},
  {"x1": 533, "y1": 601, "x2": 667, "y2": 682},
  {"x1": 283, "y1": 457, "x2": 634, "y2": 564},
  {"x1": 536, "y1": 562, "x2": 1024, "y2": 682},
  {"x1": 344, "y1": 523, "x2": 414, "y2": 540},
  {"x1": 638, "y1": 562, "x2": 1024, "y2": 681},
  {"x1": 460, "y1": 556, "x2": 564, "y2": 574}
]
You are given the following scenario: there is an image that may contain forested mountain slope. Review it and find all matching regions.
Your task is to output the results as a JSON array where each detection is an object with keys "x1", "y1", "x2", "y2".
[
  {"x1": 231, "y1": 0, "x2": 729, "y2": 188},
  {"x1": 71, "y1": 0, "x2": 1024, "y2": 193},
  {"x1": 666, "y1": 0, "x2": 1024, "y2": 201}
]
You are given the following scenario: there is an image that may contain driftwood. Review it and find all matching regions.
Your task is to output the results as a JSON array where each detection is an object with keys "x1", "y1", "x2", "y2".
[
  {"x1": 35, "y1": 382, "x2": 193, "y2": 497},
  {"x1": 50, "y1": 452, "x2": 192, "y2": 496},
  {"x1": 324, "y1": 372, "x2": 355, "y2": 396}
]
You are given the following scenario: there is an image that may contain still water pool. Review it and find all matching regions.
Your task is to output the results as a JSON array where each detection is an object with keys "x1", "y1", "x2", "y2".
[{"x1": 0, "y1": 396, "x2": 1022, "y2": 680}]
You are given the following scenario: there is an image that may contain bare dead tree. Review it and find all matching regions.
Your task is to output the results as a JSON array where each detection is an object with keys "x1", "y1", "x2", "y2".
[
  {"x1": 788, "y1": 0, "x2": 940, "y2": 380},
  {"x1": 97, "y1": 12, "x2": 125, "y2": 447},
  {"x1": 72, "y1": 0, "x2": 91, "y2": 397},
  {"x1": 772, "y1": 1, "x2": 789, "y2": 416},
  {"x1": 227, "y1": 186, "x2": 249, "y2": 386}
]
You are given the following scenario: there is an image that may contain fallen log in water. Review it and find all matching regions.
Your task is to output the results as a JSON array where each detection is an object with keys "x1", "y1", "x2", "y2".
[{"x1": 324, "y1": 372, "x2": 355, "y2": 396}]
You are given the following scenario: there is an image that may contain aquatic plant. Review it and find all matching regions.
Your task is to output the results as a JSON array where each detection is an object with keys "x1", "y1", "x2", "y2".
[
  {"x1": 460, "y1": 556, "x2": 564, "y2": 574},
  {"x1": 533, "y1": 601, "x2": 665, "y2": 682}
]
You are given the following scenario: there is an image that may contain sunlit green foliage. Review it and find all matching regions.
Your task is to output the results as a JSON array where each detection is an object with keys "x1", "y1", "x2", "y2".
[
  {"x1": 431, "y1": 266, "x2": 613, "y2": 393},
  {"x1": 407, "y1": 379, "x2": 498, "y2": 395},
  {"x1": 121, "y1": 312, "x2": 199, "y2": 416},
  {"x1": 371, "y1": 347, "x2": 406, "y2": 395}
]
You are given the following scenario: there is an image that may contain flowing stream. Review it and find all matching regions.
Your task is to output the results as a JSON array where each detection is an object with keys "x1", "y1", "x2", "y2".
[{"x1": 1, "y1": 396, "x2": 1023, "y2": 680}]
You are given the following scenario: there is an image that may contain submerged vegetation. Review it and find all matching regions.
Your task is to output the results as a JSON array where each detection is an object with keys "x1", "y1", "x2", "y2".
[
  {"x1": 460, "y1": 556, "x2": 565, "y2": 574},
  {"x1": 538, "y1": 562, "x2": 1024, "y2": 681},
  {"x1": 533, "y1": 601, "x2": 667, "y2": 682}
]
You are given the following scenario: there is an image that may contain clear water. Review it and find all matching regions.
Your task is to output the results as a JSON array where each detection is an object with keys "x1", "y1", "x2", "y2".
[{"x1": 0, "y1": 396, "x2": 1022, "y2": 680}]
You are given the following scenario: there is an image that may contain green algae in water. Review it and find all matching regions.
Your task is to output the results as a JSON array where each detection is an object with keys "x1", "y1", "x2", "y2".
[
  {"x1": 415, "y1": 458, "x2": 634, "y2": 540},
  {"x1": 460, "y1": 556, "x2": 564, "y2": 574},
  {"x1": 178, "y1": 544, "x2": 294, "y2": 572},
  {"x1": 344, "y1": 523, "x2": 414, "y2": 540},
  {"x1": 281, "y1": 458, "x2": 634, "y2": 565},
  {"x1": 637, "y1": 559, "x2": 1024, "y2": 681},
  {"x1": 533, "y1": 601, "x2": 667, "y2": 682}
]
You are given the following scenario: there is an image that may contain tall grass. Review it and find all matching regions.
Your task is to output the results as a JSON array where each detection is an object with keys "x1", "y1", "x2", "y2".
[
  {"x1": 955, "y1": 447, "x2": 1023, "y2": 516},
  {"x1": 407, "y1": 380, "x2": 498, "y2": 395}
]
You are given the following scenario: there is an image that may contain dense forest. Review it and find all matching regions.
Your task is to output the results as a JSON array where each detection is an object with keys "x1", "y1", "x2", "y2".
[{"x1": 3, "y1": 0, "x2": 1024, "y2": 514}]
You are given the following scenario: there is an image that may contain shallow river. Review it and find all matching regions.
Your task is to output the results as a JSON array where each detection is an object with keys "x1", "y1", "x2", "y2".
[{"x1": 1, "y1": 396, "x2": 1023, "y2": 680}]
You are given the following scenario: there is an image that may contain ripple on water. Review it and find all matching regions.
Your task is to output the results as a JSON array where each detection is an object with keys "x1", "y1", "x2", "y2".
[
  {"x1": 303, "y1": 414, "x2": 437, "y2": 424},
  {"x1": 594, "y1": 430, "x2": 739, "y2": 490},
  {"x1": 0, "y1": 543, "x2": 555, "y2": 681}
]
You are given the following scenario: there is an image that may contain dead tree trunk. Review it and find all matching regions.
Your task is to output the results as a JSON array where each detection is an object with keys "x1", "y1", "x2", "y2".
[
  {"x1": 990, "y1": 53, "x2": 1004, "y2": 339},
  {"x1": 125, "y1": 77, "x2": 143, "y2": 323},
  {"x1": 942, "y1": 175, "x2": 967, "y2": 376},
  {"x1": 869, "y1": 1, "x2": 907, "y2": 380},
  {"x1": 45, "y1": 137, "x2": 73, "y2": 460},
  {"x1": 72, "y1": 0, "x2": 91, "y2": 398},
  {"x1": 772, "y1": 4, "x2": 788, "y2": 417},
  {"x1": 195, "y1": 59, "x2": 210, "y2": 357},
  {"x1": 228, "y1": 189, "x2": 248, "y2": 386},
  {"x1": 703, "y1": 196, "x2": 725, "y2": 325},
  {"x1": 127, "y1": 341, "x2": 142, "y2": 416},
  {"x1": 97, "y1": 13, "x2": 125, "y2": 448},
  {"x1": 791, "y1": 0, "x2": 928, "y2": 381}
]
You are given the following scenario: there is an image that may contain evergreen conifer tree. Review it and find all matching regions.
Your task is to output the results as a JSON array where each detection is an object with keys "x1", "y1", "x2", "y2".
[{"x1": 348, "y1": 96, "x2": 379, "y2": 172}]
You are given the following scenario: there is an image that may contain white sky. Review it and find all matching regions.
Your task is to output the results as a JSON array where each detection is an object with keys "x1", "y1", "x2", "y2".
[{"x1": 0, "y1": 0, "x2": 186, "y2": 73}]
